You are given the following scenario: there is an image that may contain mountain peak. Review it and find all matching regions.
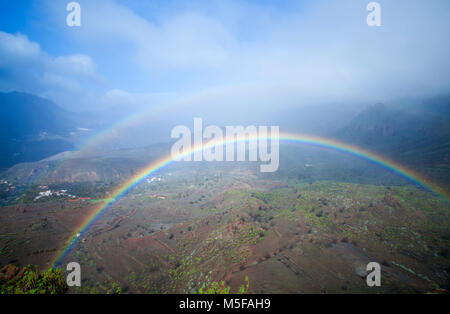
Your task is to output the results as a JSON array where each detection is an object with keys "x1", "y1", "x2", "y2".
[{"x1": 0, "y1": 91, "x2": 76, "y2": 168}]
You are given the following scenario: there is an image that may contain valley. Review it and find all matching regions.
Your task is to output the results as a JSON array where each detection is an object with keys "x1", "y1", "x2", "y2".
[
  {"x1": 1, "y1": 0, "x2": 449, "y2": 298},
  {"x1": 1, "y1": 154, "x2": 449, "y2": 294}
]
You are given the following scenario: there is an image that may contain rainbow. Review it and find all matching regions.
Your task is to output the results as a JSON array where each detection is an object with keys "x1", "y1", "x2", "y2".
[
  {"x1": 74, "y1": 90, "x2": 207, "y2": 152},
  {"x1": 51, "y1": 132, "x2": 449, "y2": 268}
]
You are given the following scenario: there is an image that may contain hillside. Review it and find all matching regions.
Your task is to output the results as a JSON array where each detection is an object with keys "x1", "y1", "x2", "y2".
[
  {"x1": 0, "y1": 92, "x2": 102, "y2": 168},
  {"x1": 337, "y1": 100, "x2": 450, "y2": 187}
]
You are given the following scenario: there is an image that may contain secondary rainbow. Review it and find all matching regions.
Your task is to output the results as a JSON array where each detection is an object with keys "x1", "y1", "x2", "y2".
[{"x1": 51, "y1": 132, "x2": 449, "y2": 268}]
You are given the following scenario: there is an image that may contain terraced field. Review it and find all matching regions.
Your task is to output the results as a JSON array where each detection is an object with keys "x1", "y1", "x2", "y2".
[{"x1": 1, "y1": 159, "x2": 449, "y2": 294}]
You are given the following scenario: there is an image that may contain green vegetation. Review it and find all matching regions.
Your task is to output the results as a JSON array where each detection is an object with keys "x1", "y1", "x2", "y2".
[
  {"x1": 1, "y1": 158, "x2": 448, "y2": 294},
  {"x1": 73, "y1": 281, "x2": 122, "y2": 294},
  {"x1": 198, "y1": 276, "x2": 249, "y2": 294},
  {"x1": 1, "y1": 265, "x2": 68, "y2": 294},
  {"x1": 198, "y1": 280, "x2": 230, "y2": 294}
]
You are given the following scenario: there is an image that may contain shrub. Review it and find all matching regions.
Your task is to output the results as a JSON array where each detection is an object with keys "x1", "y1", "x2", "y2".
[
  {"x1": 198, "y1": 276, "x2": 249, "y2": 294},
  {"x1": 1, "y1": 265, "x2": 68, "y2": 294}
]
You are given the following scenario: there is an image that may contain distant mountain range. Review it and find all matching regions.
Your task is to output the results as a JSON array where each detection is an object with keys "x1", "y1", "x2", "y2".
[
  {"x1": 0, "y1": 92, "x2": 77, "y2": 168},
  {"x1": 0, "y1": 92, "x2": 110, "y2": 169},
  {"x1": 338, "y1": 101, "x2": 450, "y2": 149},
  {"x1": 1, "y1": 91, "x2": 449, "y2": 189},
  {"x1": 337, "y1": 98, "x2": 450, "y2": 186}
]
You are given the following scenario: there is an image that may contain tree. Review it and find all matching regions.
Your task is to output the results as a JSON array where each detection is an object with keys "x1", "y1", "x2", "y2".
[{"x1": 0, "y1": 265, "x2": 68, "y2": 294}]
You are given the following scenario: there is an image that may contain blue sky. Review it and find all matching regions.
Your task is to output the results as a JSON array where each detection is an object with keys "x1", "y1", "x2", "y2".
[{"x1": 0, "y1": 0, "x2": 449, "y2": 112}]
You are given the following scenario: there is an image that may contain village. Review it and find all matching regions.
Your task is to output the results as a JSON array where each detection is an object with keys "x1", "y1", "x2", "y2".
[
  {"x1": 32, "y1": 185, "x2": 86, "y2": 202},
  {"x1": 0, "y1": 179, "x2": 15, "y2": 192}
]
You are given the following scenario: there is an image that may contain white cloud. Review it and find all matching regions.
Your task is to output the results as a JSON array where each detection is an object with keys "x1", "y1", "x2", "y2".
[
  {"x1": 63, "y1": 0, "x2": 450, "y2": 107},
  {"x1": 0, "y1": 32, "x2": 41, "y2": 59},
  {"x1": 53, "y1": 54, "x2": 98, "y2": 79},
  {"x1": 4, "y1": 0, "x2": 450, "y2": 115},
  {"x1": 0, "y1": 31, "x2": 101, "y2": 110},
  {"x1": 101, "y1": 89, "x2": 177, "y2": 110}
]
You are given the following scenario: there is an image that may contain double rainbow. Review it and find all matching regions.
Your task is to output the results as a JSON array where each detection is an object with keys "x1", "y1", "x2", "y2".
[{"x1": 51, "y1": 132, "x2": 448, "y2": 268}]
